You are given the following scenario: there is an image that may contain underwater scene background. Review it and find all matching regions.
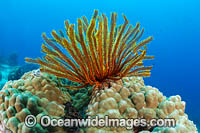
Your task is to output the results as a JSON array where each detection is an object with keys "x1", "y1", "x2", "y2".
[{"x1": 0, "y1": 0, "x2": 199, "y2": 131}]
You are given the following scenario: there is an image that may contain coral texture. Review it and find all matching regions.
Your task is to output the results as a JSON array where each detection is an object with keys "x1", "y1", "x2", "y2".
[
  {"x1": 0, "y1": 70, "x2": 72, "y2": 133},
  {"x1": 85, "y1": 77, "x2": 197, "y2": 133},
  {"x1": 0, "y1": 70, "x2": 197, "y2": 133},
  {"x1": 0, "y1": 88, "x2": 65, "y2": 133},
  {"x1": 3, "y1": 69, "x2": 71, "y2": 105},
  {"x1": 67, "y1": 81, "x2": 92, "y2": 114}
]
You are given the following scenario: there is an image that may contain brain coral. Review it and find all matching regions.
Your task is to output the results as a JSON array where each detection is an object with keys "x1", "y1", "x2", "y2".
[{"x1": 85, "y1": 77, "x2": 197, "y2": 133}]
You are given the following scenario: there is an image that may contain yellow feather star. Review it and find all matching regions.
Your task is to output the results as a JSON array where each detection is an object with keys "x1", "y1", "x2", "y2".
[{"x1": 25, "y1": 10, "x2": 154, "y2": 90}]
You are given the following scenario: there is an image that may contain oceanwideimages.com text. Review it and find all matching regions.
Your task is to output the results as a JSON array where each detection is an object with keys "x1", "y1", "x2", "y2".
[{"x1": 25, "y1": 115, "x2": 176, "y2": 129}]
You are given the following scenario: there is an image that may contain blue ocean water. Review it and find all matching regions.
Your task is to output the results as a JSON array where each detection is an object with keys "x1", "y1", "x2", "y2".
[{"x1": 0, "y1": 0, "x2": 199, "y2": 129}]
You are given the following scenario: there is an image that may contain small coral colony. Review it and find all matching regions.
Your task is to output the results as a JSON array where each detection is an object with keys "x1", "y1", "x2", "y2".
[{"x1": 25, "y1": 10, "x2": 154, "y2": 90}]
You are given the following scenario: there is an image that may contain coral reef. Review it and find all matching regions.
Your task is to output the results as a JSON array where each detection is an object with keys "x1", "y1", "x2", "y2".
[
  {"x1": 0, "y1": 88, "x2": 64, "y2": 132},
  {"x1": 8, "y1": 64, "x2": 38, "y2": 81},
  {"x1": 0, "y1": 64, "x2": 13, "y2": 90},
  {"x1": 7, "y1": 53, "x2": 18, "y2": 66},
  {"x1": 0, "y1": 52, "x2": 18, "y2": 66},
  {"x1": 0, "y1": 63, "x2": 38, "y2": 90},
  {"x1": 67, "y1": 81, "x2": 92, "y2": 116},
  {"x1": 3, "y1": 70, "x2": 71, "y2": 105},
  {"x1": 63, "y1": 102, "x2": 82, "y2": 132},
  {"x1": 0, "y1": 9, "x2": 197, "y2": 133},
  {"x1": 0, "y1": 70, "x2": 72, "y2": 133},
  {"x1": 0, "y1": 70, "x2": 197, "y2": 133},
  {"x1": 25, "y1": 10, "x2": 154, "y2": 89},
  {"x1": 85, "y1": 77, "x2": 197, "y2": 132}
]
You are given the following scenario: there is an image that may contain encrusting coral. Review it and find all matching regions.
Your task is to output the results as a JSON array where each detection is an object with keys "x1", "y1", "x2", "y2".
[
  {"x1": 85, "y1": 77, "x2": 197, "y2": 133},
  {"x1": 25, "y1": 10, "x2": 154, "y2": 90}
]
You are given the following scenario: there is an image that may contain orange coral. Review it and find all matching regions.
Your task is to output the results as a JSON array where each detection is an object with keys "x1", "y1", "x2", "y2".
[{"x1": 25, "y1": 10, "x2": 154, "y2": 89}]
